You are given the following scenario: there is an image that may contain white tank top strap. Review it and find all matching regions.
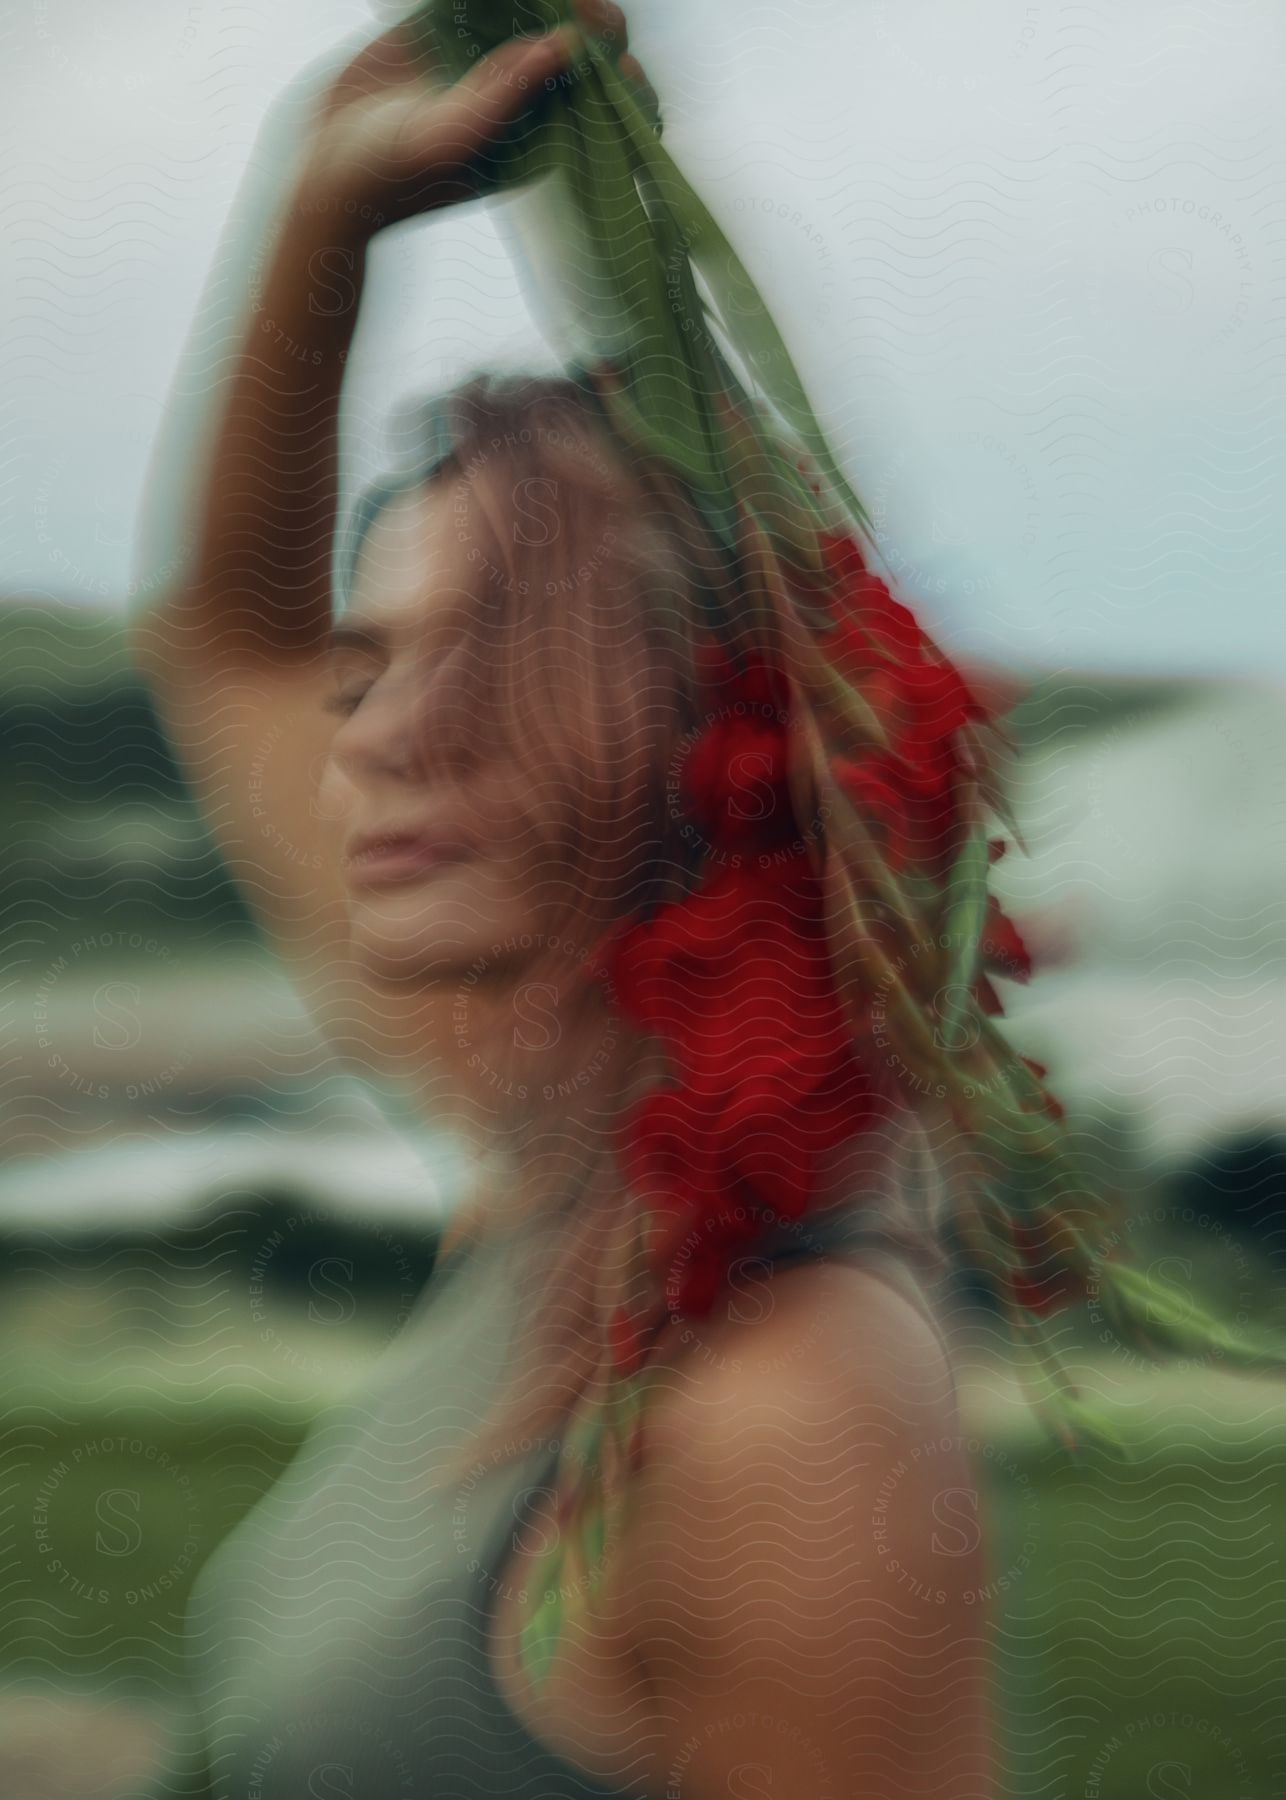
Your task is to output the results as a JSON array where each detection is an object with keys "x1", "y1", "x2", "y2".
[{"x1": 838, "y1": 1238, "x2": 956, "y2": 1369}]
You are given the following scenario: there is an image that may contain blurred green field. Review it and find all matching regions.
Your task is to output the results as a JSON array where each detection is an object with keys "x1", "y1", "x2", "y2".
[
  {"x1": 982, "y1": 1373, "x2": 1285, "y2": 1799},
  {"x1": 3, "y1": 1354, "x2": 1284, "y2": 1798}
]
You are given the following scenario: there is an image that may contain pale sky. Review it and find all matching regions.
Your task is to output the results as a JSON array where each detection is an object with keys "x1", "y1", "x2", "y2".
[{"x1": 3, "y1": 0, "x2": 1285, "y2": 679}]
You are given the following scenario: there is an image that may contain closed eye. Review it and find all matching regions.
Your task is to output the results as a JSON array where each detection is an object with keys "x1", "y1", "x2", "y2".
[
  {"x1": 324, "y1": 619, "x2": 389, "y2": 719},
  {"x1": 321, "y1": 684, "x2": 373, "y2": 718}
]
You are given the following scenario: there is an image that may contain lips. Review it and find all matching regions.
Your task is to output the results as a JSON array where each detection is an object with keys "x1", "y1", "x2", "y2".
[{"x1": 343, "y1": 827, "x2": 479, "y2": 888}]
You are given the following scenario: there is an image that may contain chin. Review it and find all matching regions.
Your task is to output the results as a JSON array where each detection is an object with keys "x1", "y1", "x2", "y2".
[{"x1": 345, "y1": 866, "x2": 538, "y2": 984}]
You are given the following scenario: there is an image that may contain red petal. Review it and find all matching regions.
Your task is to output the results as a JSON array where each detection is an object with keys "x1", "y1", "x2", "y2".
[
  {"x1": 683, "y1": 714, "x2": 795, "y2": 850},
  {"x1": 972, "y1": 972, "x2": 1005, "y2": 1017},
  {"x1": 980, "y1": 897, "x2": 1032, "y2": 982}
]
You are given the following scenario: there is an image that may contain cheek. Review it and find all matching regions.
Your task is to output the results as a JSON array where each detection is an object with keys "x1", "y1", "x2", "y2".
[
  {"x1": 313, "y1": 751, "x2": 357, "y2": 827},
  {"x1": 463, "y1": 765, "x2": 549, "y2": 848}
]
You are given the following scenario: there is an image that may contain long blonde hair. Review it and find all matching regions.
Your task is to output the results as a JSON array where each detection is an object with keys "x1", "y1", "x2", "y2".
[
  {"x1": 346, "y1": 366, "x2": 1286, "y2": 1697},
  {"x1": 342, "y1": 362, "x2": 1017, "y2": 1553}
]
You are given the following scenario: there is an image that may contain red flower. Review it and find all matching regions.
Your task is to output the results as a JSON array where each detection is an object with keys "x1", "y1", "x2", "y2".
[
  {"x1": 597, "y1": 533, "x2": 1073, "y2": 1376},
  {"x1": 814, "y1": 533, "x2": 991, "y2": 885},
  {"x1": 715, "y1": 1046, "x2": 881, "y2": 1220},
  {"x1": 683, "y1": 711, "x2": 797, "y2": 853},
  {"x1": 972, "y1": 972, "x2": 1006, "y2": 1018},
  {"x1": 1017, "y1": 1055, "x2": 1067, "y2": 1124},
  {"x1": 819, "y1": 533, "x2": 928, "y2": 666},
  {"x1": 980, "y1": 895, "x2": 1033, "y2": 984},
  {"x1": 604, "y1": 838, "x2": 880, "y2": 1328}
]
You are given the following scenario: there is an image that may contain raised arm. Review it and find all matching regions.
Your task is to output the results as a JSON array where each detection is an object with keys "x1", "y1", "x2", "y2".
[
  {"x1": 122, "y1": 19, "x2": 599, "y2": 1000},
  {"x1": 129, "y1": 17, "x2": 588, "y2": 678}
]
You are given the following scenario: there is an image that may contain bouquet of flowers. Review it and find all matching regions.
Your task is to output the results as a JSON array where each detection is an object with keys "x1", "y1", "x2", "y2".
[{"x1": 405, "y1": 0, "x2": 1286, "y2": 1689}]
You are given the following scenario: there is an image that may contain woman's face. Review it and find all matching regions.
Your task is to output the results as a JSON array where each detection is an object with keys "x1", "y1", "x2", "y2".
[{"x1": 315, "y1": 478, "x2": 556, "y2": 983}]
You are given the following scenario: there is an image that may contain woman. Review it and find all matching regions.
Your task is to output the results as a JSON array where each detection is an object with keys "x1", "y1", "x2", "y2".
[{"x1": 130, "y1": 8, "x2": 995, "y2": 1796}]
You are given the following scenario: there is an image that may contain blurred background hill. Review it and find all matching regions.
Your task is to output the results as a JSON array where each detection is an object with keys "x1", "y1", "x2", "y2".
[{"x1": 7, "y1": 593, "x2": 1283, "y2": 1231}]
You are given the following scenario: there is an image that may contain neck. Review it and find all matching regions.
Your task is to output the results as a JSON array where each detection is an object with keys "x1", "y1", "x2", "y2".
[{"x1": 374, "y1": 951, "x2": 656, "y2": 1252}]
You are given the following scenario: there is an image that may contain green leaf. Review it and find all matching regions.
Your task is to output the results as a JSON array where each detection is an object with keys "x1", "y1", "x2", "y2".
[
  {"x1": 566, "y1": 80, "x2": 722, "y2": 497},
  {"x1": 1007, "y1": 1305, "x2": 1129, "y2": 1460},
  {"x1": 590, "y1": 51, "x2": 874, "y2": 541},
  {"x1": 408, "y1": 3, "x2": 873, "y2": 563},
  {"x1": 518, "y1": 1580, "x2": 565, "y2": 1692},
  {"x1": 934, "y1": 821, "x2": 990, "y2": 1053},
  {"x1": 1100, "y1": 1258, "x2": 1286, "y2": 1370}
]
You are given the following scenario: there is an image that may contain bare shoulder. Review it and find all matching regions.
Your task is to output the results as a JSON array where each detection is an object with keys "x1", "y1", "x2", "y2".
[
  {"x1": 618, "y1": 1257, "x2": 995, "y2": 1799},
  {"x1": 643, "y1": 1254, "x2": 958, "y2": 1450}
]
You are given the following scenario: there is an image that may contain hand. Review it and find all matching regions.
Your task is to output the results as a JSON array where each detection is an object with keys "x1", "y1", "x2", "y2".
[{"x1": 298, "y1": 1, "x2": 659, "y2": 235}]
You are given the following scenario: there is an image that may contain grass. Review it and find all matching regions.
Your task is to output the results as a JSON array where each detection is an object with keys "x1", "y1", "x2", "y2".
[{"x1": 981, "y1": 1385, "x2": 1285, "y2": 1797}]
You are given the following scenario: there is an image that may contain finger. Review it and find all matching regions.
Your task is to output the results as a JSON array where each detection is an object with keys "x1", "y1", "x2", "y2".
[
  {"x1": 404, "y1": 27, "x2": 578, "y2": 167},
  {"x1": 472, "y1": 24, "x2": 582, "y2": 105},
  {"x1": 572, "y1": 0, "x2": 628, "y2": 56}
]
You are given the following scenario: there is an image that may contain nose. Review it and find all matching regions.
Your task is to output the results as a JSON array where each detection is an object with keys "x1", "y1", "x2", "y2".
[
  {"x1": 328, "y1": 673, "x2": 424, "y2": 785},
  {"x1": 328, "y1": 647, "x2": 484, "y2": 787}
]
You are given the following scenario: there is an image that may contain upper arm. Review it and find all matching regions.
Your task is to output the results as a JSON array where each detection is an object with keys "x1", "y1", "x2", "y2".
[
  {"x1": 622, "y1": 1265, "x2": 996, "y2": 1800},
  {"x1": 137, "y1": 641, "x2": 355, "y2": 997}
]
